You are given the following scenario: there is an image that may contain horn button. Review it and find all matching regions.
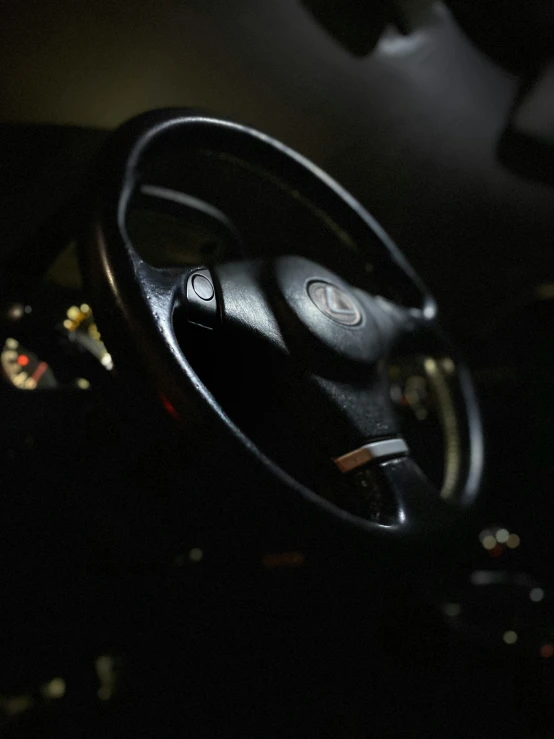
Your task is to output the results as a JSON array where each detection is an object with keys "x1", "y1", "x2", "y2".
[
  {"x1": 307, "y1": 281, "x2": 362, "y2": 326},
  {"x1": 272, "y1": 256, "x2": 382, "y2": 368}
]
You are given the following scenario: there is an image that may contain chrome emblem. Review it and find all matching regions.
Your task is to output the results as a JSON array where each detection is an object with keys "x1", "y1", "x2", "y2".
[{"x1": 307, "y1": 281, "x2": 362, "y2": 326}]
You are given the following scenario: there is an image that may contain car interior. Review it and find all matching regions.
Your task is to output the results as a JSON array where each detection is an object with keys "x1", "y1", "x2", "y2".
[{"x1": 1, "y1": 1, "x2": 554, "y2": 737}]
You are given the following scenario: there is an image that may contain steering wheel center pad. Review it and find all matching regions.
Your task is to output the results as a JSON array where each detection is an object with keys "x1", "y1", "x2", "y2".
[{"x1": 213, "y1": 256, "x2": 383, "y2": 369}]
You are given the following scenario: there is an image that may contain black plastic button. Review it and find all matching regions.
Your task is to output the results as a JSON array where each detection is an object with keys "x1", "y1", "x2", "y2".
[{"x1": 185, "y1": 269, "x2": 219, "y2": 329}]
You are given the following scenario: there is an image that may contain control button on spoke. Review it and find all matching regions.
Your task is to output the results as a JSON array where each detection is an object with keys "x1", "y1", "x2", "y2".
[
  {"x1": 192, "y1": 273, "x2": 215, "y2": 301},
  {"x1": 185, "y1": 269, "x2": 219, "y2": 329}
]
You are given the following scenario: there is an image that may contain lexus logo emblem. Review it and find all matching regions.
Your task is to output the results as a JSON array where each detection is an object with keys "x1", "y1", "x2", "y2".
[{"x1": 307, "y1": 281, "x2": 362, "y2": 326}]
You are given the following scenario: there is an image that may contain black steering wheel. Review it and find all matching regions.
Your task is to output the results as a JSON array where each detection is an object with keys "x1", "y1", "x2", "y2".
[{"x1": 82, "y1": 109, "x2": 483, "y2": 554}]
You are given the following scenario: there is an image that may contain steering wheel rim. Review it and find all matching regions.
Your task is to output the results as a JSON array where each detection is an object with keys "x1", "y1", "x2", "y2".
[{"x1": 82, "y1": 108, "x2": 484, "y2": 546}]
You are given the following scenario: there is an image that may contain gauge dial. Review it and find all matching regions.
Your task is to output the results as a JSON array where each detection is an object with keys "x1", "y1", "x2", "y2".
[
  {"x1": 388, "y1": 355, "x2": 462, "y2": 498},
  {"x1": 1, "y1": 338, "x2": 57, "y2": 390},
  {"x1": 62, "y1": 303, "x2": 113, "y2": 371}
]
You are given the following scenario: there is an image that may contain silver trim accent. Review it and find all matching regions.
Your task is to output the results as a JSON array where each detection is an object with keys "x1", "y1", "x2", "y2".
[{"x1": 333, "y1": 438, "x2": 409, "y2": 473}]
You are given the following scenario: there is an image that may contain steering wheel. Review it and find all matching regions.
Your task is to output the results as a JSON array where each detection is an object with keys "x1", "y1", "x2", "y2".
[{"x1": 82, "y1": 109, "x2": 483, "y2": 555}]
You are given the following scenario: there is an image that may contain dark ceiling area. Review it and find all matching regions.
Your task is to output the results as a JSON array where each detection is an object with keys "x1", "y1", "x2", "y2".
[{"x1": 1, "y1": 0, "x2": 553, "y2": 334}]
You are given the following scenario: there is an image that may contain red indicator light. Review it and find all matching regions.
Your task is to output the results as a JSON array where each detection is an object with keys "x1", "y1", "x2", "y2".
[
  {"x1": 17, "y1": 355, "x2": 29, "y2": 367},
  {"x1": 31, "y1": 362, "x2": 49, "y2": 384},
  {"x1": 159, "y1": 394, "x2": 181, "y2": 421},
  {"x1": 540, "y1": 644, "x2": 554, "y2": 659}
]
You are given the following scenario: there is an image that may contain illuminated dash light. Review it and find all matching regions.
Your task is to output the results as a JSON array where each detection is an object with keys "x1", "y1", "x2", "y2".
[
  {"x1": 188, "y1": 548, "x2": 204, "y2": 563},
  {"x1": 262, "y1": 552, "x2": 306, "y2": 570},
  {"x1": 530, "y1": 588, "x2": 545, "y2": 603},
  {"x1": 482, "y1": 535, "x2": 497, "y2": 551},
  {"x1": 160, "y1": 394, "x2": 181, "y2": 421},
  {"x1": 537, "y1": 284, "x2": 554, "y2": 300},
  {"x1": 441, "y1": 357, "x2": 456, "y2": 374},
  {"x1": 7, "y1": 304, "x2": 24, "y2": 320},
  {"x1": 540, "y1": 644, "x2": 554, "y2": 659},
  {"x1": 423, "y1": 357, "x2": 438, "y2": 375},
  {"x1": 13, "y1": 372, "x2": 27, "y2": 387},
  {"x1": 41, "y1": 677, "x2": 66, "y2": 699},
  {"x1": 503, "y1": 630, "x2": 518, "y2": 645},
  {"x1": 1, "y1": 694, "x2": 33, "y2": 717},
  {"x1": 76, "y1": 378, "x2": 90, "y2": 390},
  {"x1": 31, "y1": 361, "x2": 49, "y2": 385},
  {"x1": 507, "y1": 534, "x2": 521, "y2": 549},
  {"x1": 80, "y1": 304, "x2": 91, "y2": 314},
  {"x1": 88, "y1": 323, "x2": 101, "y2": 341},
  {"x1": 16, "y1": 354, "x2": 29, "y2": 366},
  {"x1": 5, "y1": 338, "x2": 18, "y2": 350},
  {"x1": 95, "y1": 655, "x2": 116, "y2": 701},
  {"x1": 443, "y1": 603, "x2": 461, "y2": 618},
  {"x1": 100, "y1": 353, "x2": 114, "y2": 370},
  {"x1": 496, "y1": 528, "x2": 510, "y2": 544},
  {"x1": 63, "y1": 319, "x2": 74, "y2": 330},
  {"x1": 67, "y1": 306, "x2": 81, "y2": 321}
]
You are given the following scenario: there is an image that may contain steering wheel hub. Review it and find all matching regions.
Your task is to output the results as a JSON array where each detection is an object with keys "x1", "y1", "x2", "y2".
[{"x1": 269, "y1": 255, "x2": 382, "y2": 368}]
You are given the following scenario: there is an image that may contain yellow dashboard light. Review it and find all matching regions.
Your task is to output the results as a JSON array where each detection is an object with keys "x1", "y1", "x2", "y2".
[
  {"x1": 188, "y1": 548, "x2": 204, "y2": 563},
  {"x1": 41, "y1": 677, "x2": 66, "y2": 700},
  {"x1": 482, "y1": 535, "x2": 497, "y2": 551}
]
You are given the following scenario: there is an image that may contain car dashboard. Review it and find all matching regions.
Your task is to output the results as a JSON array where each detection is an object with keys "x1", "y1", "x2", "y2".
[{"x1": 0, "y1": 22, "x2": 554, "y2": 732}]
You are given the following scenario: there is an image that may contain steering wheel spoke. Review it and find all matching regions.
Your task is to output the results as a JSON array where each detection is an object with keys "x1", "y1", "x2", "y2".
[
  {"x1": 331, "y1": 451, "x2": 459, "y2": 533},
  {"x1": 135, "y1": 263, "x2": 187, "y2": 315},
  {"x1": 360, "y1": 292, "x2": 436, "y2": 357},
  {"x1": 311, "y1": 369, "x2": 400, "y2": 454},
  {"x1": 377, "y1": 456, "x2": 459, "y2": 534},
  {"x1": 129, "y1": 261, "x2": 220, "y2": 341}
]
